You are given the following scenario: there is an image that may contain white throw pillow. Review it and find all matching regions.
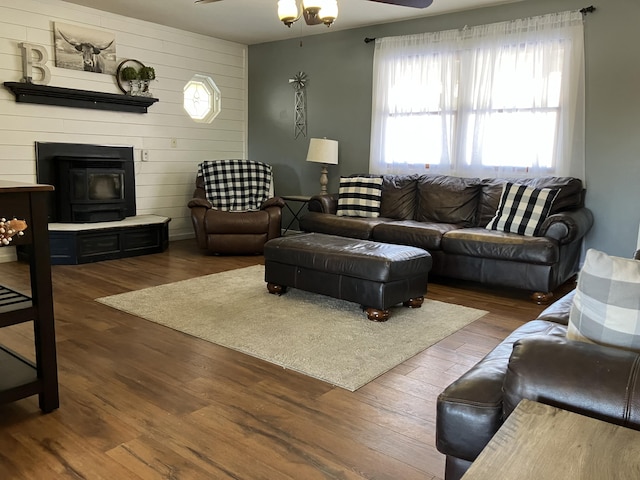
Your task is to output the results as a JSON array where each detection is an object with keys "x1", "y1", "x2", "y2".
[
  {"x1": 336, "y1": 176, "x2": 383, "y2": 218},
  {"x1": 567, "y1": 248, "x2": 640, "y2": 353},
  {"x1": 486, "y1": 182, "x2": 558, "y2": 236}
]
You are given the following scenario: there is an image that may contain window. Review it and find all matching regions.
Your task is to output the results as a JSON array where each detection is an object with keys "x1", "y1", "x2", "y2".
[
  {"x1": 183, "y1": 74, "x2": 221, "y2": 123},
  {"x1": 370, "y1": 11, "x2": 585, "y2": 179}
]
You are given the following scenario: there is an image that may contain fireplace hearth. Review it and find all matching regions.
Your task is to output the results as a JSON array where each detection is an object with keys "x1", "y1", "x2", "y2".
[
  {"x1": 35, "y1": 142, "x2": 136, "y2": 223},
  {"x1": 30, "y1": 142, "x2": 169, "y2": 265}
]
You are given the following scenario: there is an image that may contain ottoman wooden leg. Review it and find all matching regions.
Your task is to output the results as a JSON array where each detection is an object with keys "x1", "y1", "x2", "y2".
[
  {"x1": 531, "y1": 291, "x2": 553, "y2": 305},
  {"x1": 267, "y1": 283, "x2": 287, "y2": 295},
  {"x1": 403, "y1": 296, "x2": 424, "y2": 308},
  {"x1": 364, "y1": 307, "x2": 391, "y2": 322}
]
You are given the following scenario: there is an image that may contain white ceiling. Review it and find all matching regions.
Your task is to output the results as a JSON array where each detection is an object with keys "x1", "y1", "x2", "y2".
[{"x1": 61, "y1": 0, "x2": 520, "y2": 45}]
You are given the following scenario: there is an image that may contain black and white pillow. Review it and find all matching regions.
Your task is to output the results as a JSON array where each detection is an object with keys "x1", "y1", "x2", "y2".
[
  {"x1": 486, "y1": 182, "x2": 559, "y2": 236},
  {"x1": 336, "y1": 176, "x2": 383, "y2": 218}
]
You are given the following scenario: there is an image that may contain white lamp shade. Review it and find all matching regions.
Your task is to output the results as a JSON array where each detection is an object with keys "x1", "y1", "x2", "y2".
[{"x1": 306, "y1": 138, "x2": 338, "y2": 165}]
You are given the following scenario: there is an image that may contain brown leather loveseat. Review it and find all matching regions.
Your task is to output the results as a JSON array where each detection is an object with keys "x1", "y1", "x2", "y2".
[
  {"x1": 435, "y1": 274, "x2": 640, "y2": 480},
  {"x1": 300, "y1": 174, "x2": 593, "y2": 301}
]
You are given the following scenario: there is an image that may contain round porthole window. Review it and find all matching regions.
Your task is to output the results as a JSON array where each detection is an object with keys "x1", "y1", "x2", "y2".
[{"x1": 183, "y1": 74, "x2": 221, "y2": 123}]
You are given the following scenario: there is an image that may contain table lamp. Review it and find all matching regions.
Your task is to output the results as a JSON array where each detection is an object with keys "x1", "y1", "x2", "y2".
[{"x1": 306, "y1": 137, "x2": 338, "y2": 194}]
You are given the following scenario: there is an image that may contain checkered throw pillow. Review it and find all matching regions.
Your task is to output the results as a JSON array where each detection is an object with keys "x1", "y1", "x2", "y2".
[
  {"x1": 336, "y1": 176, "x2": 383, "y2": 218},
  {"x1": 568, "y1": 249, "x2": 640, "y2": 353},
  {"x1": 198, "y1": 159, "x2": 272, "y2": 212},
  {"x1": 486, "y1": 182, "x2": 559, "y2": 236}
]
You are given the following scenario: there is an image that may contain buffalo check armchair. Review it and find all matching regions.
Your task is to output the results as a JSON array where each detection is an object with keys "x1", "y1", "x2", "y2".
[{"x1": 188, "y1": 159, "x2": 285, "y2": 255}]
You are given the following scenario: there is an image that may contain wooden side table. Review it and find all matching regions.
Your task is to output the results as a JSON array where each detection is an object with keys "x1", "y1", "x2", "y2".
[
  {"x1": 0, "y1": 181, "x2": 59, "y2": 413},
  {"x1": 461, "y1": 399, "x2": 640, "y2": 479},
  {"x1": 281, "y1": 195, "x2": 311, "y2": 235}
]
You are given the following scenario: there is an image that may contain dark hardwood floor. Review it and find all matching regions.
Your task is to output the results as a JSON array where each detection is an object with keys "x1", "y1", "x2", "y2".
[{"x1": 0, "y1": 240, "x2": 574, "y2": 479}]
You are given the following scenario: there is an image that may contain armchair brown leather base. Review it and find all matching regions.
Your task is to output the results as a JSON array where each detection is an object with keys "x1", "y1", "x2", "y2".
[{"x1": 188, "y1": 174, "x2": 284, "y2": 255}]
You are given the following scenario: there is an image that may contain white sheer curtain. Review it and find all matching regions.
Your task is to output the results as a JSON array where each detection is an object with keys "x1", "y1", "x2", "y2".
[{"x1": 369, "y1": 11, "x2": 585, "y2": 180}]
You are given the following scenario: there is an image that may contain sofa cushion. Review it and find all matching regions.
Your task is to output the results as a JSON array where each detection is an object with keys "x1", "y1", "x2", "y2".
[
  {"x1": 416, "y1": 175, "x2": 481, "y2": 226},
  {"x1": 299, "y1": 211, "x2": 390, "y2": 240},
  {"x1": 536, "y1": 290, "x2": 575, "y2": 326},
  {"x1": 477, "y1": 177, "x2": 584, "y2": 227},
  {"x1": 567, "y1": 249, "x2": 640, "y2": 353},
  {"x1": 380, "y1": 174, "x2": 418, "y2": 220},
  {"x1": 441, "y1": 228, "x2": 559, "y2": 264},
  {"x1": 336, "y1": 176, "x2": 383, "y2": 218},
  {"x1": 486, "y1": 182, "x2": 559, "y2": 236},
  {"x1": 373, "y1": 220, "x2": 460, "y2": 251}
]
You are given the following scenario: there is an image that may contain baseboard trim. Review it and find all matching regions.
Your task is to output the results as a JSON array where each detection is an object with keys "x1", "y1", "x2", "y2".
[{"x1": 0, "y1": 246, "x2": 17, "y2": 263}]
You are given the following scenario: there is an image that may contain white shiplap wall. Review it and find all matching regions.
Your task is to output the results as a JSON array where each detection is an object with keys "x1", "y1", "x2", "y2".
[{"x1": 0, "y1": 0, "x2": 248, "y2": 244}]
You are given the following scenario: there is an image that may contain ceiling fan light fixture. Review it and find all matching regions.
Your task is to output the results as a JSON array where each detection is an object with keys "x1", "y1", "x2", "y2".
[
  {"x1": 278, "y1": 0, "x2": 299, "y2": 27},
  {"x1": 302, "y1": 0, "x2": 323, "y2": 18},
  {"x1": 278, "y1": 0, "x2": 338, "y2": 29},
  {"x1": 318, "y1": 0, "x2": 338, "y2": 26}
]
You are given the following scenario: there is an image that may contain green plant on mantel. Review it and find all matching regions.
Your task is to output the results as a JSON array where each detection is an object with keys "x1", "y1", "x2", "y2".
[
  {"x1": 138, "y1": 66, "x2": 156, "y2": 97},
  {"x1": 120, "y1": 66, "x2": 139, "y2": 81},
  {"x1": 139, "y1": 66, "x2": 156, "y2": 81}
]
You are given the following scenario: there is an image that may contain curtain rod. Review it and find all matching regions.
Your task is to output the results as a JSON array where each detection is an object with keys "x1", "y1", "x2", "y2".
[{"x1": 363, "y1": 5, "x2": 596, "y2": 44}]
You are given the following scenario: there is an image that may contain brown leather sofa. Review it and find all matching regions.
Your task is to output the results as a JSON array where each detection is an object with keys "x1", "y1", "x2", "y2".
[
  {"x1": 299, "y1": 174, "x2": 593, "y2": 301},
  {"x1": 435, "y1": 255, "x2": 640, "y2": 480},
  {"x1": 188, "y1": 175, "x2": 285, "y2": 255}
]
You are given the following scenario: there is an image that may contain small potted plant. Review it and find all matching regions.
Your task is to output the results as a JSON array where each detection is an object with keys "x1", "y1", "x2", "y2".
[
  {"x1": 120, "y1": 66, "x2": 139, "y2": 95},
  {"x1": 138, "y1": 66, "x2": 156, "y2": 97}
]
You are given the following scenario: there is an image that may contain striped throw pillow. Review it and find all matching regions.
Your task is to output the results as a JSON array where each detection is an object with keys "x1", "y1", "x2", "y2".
[
  {"x1": 486, "y1": 182, "x2": 558, "y2": 236},
  {"x1": 567, "y1": 249, "x2": 640, "y2": 353},
  {"x1": 336, "y1": 176, "x2": 383, "y2": 218}
]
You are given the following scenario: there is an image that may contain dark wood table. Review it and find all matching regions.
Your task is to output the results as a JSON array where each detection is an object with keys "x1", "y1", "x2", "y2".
[{"x1": 0, "y1": 180, "x2": 59, "y2": 412}]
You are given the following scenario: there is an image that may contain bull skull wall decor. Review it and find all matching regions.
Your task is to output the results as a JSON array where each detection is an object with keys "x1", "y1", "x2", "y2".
[{"x1": 54, "y1": 22, "x2": 117, "y2": 75}]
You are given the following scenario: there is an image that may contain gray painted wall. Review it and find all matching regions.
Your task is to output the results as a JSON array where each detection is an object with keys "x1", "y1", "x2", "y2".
[{"x1": 249, "y1": 0, "x2": 640, "y2": 257}]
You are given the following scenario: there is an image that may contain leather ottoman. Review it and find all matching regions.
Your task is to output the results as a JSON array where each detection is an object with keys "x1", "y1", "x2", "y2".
[{"x1": 263, "y1": 232, "x2": 432, "y2": 321}]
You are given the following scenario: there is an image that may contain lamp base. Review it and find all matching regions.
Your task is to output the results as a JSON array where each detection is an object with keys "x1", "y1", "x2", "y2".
[{"x1": 319, "y1": 164, "x2": 329, "y2": 194}]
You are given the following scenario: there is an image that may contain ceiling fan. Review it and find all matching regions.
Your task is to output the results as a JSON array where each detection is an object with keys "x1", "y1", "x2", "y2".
[
  {"x1": 368, "y1": 0, "x2": 433, "y2": 7},
  {"x1": 194, "y1": 0, "x2": 433, "y2": 28},
  {"x1": 194, "y1": 0, "x2": 433, "y2": 8}
]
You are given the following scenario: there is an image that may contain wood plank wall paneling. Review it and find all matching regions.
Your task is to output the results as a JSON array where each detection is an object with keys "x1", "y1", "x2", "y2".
[{"x1": 0, "y1": 0, "x2": 248, "y2": 241}]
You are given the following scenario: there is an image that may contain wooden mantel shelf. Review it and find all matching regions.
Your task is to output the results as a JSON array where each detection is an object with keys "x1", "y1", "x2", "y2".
[{"x1": 3, "y1": 82, "x2": 158, "y2": 113}]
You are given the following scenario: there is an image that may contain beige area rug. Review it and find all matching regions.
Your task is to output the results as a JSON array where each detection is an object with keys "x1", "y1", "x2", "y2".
[{"x1": 96, "y1": 265, "x2": 487, "y2": 391}]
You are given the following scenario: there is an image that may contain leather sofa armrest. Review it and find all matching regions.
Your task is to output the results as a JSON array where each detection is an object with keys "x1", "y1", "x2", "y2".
[
  {"x1": 436, "y1": 320, "x2": 567, "y2": 462},
  {"x1": 261, "y1": 196, "x2": 285, "y2": 210},
  {"x1": 503, "y1": 336, "x2": 640, "y2": 429},
  {"x1": 308, "y1": 194, "x2": 338, "y2": 214},
  {"x1": 188, "y1": 197, "x2": 212, "y2": 209},
  {"x1": 538, "y1": 207, "x2": 593, "y2": 244}
]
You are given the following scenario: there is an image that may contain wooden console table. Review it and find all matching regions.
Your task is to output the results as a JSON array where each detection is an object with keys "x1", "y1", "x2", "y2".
[
  {"x1": 462, "y1": 399, "x2": 640, "y2": 479},
  {"x1": 0, "y1": 181, "x2": 59, "y2": 412}
]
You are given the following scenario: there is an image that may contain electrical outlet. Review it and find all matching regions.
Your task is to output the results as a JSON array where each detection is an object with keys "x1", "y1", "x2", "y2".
[
  {"x1": 141, "y1": 149, "x2": 150, "y2": 162},
  {"x1": 170, "y1": 138, "x2": 178, "y2": 148}
]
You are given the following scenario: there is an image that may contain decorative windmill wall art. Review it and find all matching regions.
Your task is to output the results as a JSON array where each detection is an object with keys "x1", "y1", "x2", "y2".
[{"x1": 289, "y1": 72, "x2": 307, "y2": 138}]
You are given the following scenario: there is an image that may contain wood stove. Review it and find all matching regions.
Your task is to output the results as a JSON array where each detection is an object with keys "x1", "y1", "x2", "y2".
[{"x1": 35, "y1": 142, "x2": 136, "y2": 223}]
